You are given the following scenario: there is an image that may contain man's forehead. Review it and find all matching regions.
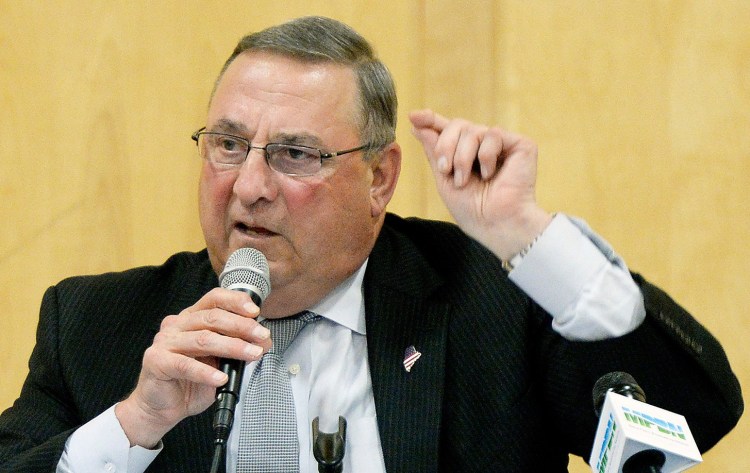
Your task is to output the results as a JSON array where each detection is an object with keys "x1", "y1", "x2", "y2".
[
  {"x1": 219, "y1": 50, "x2": 356, "y2": 90},
  {"x1": 208, "y1": 52, "x2": 361, "y2": 140},
  {"x1": 211, "y1": 52, "x2": 358, "y2": 110}
]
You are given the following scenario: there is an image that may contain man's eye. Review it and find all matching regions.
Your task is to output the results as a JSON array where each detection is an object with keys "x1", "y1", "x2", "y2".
[
  {"x1": 283, "y1": 146, "x2": 317, "y2": 161},
  {"x1": 218, "y1": 137, "x2": 242, "y2": 152}
]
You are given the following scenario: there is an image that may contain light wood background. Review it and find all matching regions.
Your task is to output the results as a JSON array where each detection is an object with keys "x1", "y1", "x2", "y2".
[{"x1": 1, "y1": 1, "x2": 747, "y2": 471}]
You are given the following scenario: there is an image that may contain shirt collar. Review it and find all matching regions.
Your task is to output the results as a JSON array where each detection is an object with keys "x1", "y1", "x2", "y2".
[{"x1": 308, "y1": 259, "x2": 368, "y2": 335}]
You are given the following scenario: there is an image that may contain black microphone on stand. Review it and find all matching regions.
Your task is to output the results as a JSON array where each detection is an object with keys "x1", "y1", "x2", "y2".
[
  {"x1": 589, "y1": 371, "x2": 701, "y2": 473},
  {"x1": 210, "y1": 248, "x2": 271, "y2": 473},
  {"x1": 312, "y1": 416, "x2": 347, "y2": 473},
  {"x1": 593, "y1": 372, "x2": 665, "y2": 473}
]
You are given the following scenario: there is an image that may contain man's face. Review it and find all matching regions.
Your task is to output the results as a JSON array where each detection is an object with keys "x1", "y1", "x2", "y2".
[{"x1": 199, "y1": 51, "x2": 397, "y2": 316}]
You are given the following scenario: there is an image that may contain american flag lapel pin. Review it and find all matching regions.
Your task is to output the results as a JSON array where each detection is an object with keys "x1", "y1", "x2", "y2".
[{"x1": 403, "y1": 345, "x2": 422, "y2": 373}]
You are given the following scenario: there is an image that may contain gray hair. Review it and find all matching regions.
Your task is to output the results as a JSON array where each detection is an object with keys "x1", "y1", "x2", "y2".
[{"x1": 215, "y1": 16, "x2": 397, "y2": 153}]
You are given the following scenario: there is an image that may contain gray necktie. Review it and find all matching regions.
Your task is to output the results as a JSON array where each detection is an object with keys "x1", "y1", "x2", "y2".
[{"x1": 237, "y1": 311, "x2": 320, "y2": 473}]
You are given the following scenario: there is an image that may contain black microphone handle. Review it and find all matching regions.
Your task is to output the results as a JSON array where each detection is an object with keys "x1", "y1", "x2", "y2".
[
  {"x1": 212, "y1": 289, "x2": 262, "y2": 444},
  {"x1": 208, "y1": 248, "x2": 270, "y2": 473}
]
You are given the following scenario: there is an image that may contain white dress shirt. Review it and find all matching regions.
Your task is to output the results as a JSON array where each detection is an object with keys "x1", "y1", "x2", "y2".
[
  {"x1": 227, "y1": 260, "x2": 385, "y2": 473},
  {"x1": 57, "y1": 213, "x2": 645, "y2": 472}
]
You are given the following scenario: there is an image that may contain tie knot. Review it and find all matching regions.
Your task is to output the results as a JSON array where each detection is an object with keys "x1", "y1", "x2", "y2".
[{"x1": 262, "y1": 311, "x2": 320, "y2": 355}]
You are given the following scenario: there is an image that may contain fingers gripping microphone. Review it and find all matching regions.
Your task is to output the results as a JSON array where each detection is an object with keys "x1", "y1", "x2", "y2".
[
  {"x1": 210, "y1": 248, "x2": 271, "y2": 472},
  {"x1": 589, "y1": 372, "x2": 702, "y2": 473}
]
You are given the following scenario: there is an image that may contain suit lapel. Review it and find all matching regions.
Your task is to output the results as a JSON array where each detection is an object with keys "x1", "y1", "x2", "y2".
[{"x1": 364, "y1": 221, "x2": 450, "y2": 472}]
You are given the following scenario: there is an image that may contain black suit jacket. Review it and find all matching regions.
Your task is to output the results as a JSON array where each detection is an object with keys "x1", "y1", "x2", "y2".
[{"x1": 0, "y1": 214, "x2": 743, "y2": 472}]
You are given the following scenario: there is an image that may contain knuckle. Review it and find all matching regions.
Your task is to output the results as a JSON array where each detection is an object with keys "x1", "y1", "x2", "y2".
[
  {"x1": 191, "y1": 287, "x2": 229, "y2": 311},
  {"x1": 142, "y1": 345, "x2": 157, "y2": 362},
  {"x1": 203, "y1": 308, "x2": 221, "y2": 326},
  {"x1": 142, "y1": 345, "x2": 163, "y2": 369},
  {"x1": 160, "y1": 314, "x2": 177, "y2": 331},
  {"x1": 453, "y1": 118, "x2": 470, "y2": 128},
  {"x1": 152, "y1": 331, "x2": 166, "y2": 346},
  {"x1": 195, "y1": 329, "x2": 214, "y2": 348},
  {"x1": 470, "y1": 125, "x2": 488, "y2": 139},
  {"x1": 521, "y1": 141, "x2": 538, "y2": 155},
  {"x1": 488, "y1": 126, "x2": 504, "y2": 136},
  {"x1": 205, "y1": 287, "x2": 224, "y2": 300}
]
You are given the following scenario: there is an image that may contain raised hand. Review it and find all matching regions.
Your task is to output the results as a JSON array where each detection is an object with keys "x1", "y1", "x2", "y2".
[{"x1": 409, "y1": 109, "x2": 552, "y2": 261}]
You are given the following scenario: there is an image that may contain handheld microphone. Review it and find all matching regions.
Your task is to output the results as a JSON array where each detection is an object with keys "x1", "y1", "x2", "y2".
[
  {"x1": 589, "y1": 372, "x2": 702, "y2": 473},
  {"x1": 210, "y1": 248, "x2": 271, "y2": 470}
]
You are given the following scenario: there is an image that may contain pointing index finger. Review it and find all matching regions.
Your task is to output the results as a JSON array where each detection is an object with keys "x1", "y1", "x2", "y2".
[{"x1": 409, "y1": 108, "x2": 450, "y2": 132}]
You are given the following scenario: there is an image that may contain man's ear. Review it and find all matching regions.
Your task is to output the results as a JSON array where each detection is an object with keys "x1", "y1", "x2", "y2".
[{"x1": 369, "y1": 142, "x2": 401, "y2": 218}]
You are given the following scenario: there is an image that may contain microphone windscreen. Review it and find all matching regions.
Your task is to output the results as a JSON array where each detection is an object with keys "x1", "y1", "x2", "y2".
[
  {"x1": 219, "y1": 248, "x2": 271, "y2": 302},
  {"x1": 593, "y1": 371, "x2": 645, "y2": 416}
]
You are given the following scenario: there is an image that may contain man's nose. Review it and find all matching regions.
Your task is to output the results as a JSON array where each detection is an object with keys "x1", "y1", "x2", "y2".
[{"x1": 232, "y1": 147, "x2": 278, "y2": 203}]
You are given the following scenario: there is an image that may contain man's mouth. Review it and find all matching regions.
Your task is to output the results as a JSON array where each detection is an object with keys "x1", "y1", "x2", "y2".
[{"x1": 235, "y1": 222, "x2": 275, "y2": 237}]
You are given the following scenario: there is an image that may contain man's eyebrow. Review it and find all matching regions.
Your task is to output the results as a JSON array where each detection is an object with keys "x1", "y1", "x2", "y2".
[
  {"x1": 271, "y1": 132, "x2": 325, "y2": 148},
  {"x1": 211, "y1": 119, "x2": 250, "y2": 136},
  {"x1": 209, "y1": 121, "x2": 326, "y2": 148}
]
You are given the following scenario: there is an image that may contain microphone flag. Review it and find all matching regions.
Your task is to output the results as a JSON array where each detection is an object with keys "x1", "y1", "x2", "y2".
[{"x1": 589, "y1": 392, "x2": 702, "y2": 472}]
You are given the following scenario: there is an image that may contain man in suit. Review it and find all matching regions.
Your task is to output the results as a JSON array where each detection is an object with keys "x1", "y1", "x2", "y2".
[{"x1": 0, "y1": 15, "x2": 743, "y2": 472}]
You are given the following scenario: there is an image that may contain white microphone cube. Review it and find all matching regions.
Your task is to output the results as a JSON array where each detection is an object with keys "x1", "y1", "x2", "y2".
[{"x1": 589, "y1": 392, "x2": 702, "y2": 473}]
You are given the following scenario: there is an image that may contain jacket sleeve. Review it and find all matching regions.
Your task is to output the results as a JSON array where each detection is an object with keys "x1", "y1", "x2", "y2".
[
  {"x1": 0, "y1": 286, "x2": 78, "y2": 472},
  {"x1": 536, "y1": 273, "x2": 743, "y2": 459}
]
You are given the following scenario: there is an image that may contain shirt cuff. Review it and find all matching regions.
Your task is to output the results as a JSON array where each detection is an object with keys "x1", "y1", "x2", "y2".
[
  {"x1": 58, "y1": 404, "x2": 161, "y2": 473},
  {"x1": 508, "y1": 214, "x2": 646, "y2": 341}
]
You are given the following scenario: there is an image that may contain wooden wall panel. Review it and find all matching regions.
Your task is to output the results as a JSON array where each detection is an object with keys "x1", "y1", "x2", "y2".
[
  {"x1": 484, "y1": 2, "x2": 750, "y2": 471},
  {"x1": 1, "y1": 1, "x2": 747, "y2": 471}
]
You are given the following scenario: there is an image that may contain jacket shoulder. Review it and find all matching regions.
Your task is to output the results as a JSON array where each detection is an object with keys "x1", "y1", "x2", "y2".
[
  {"x1": 45, "y1": 250, "x2": 216, "y2": 349},
  {"x1": 52, "y1": 250, "x2": 214, "y2": 303},
  {"x1": 373, "y1": 214, "x2": 523, "y2": 304},
  {"x1": 378, "y1": 213, "x2": 502, "y2": 275}
]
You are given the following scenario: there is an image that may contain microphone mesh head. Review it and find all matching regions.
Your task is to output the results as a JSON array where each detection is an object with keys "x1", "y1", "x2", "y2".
[
  {"x1": 219, "y1": 248, "x2": 271, "y2": 302},
  {"x1": 593, "y1": 371, "x2": 646, "y2": 416}
]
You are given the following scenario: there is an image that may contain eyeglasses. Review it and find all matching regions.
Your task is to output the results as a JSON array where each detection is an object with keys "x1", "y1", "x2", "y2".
[{"x1": 191, "y1": 127, "x2": 373, "y2": 176}]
